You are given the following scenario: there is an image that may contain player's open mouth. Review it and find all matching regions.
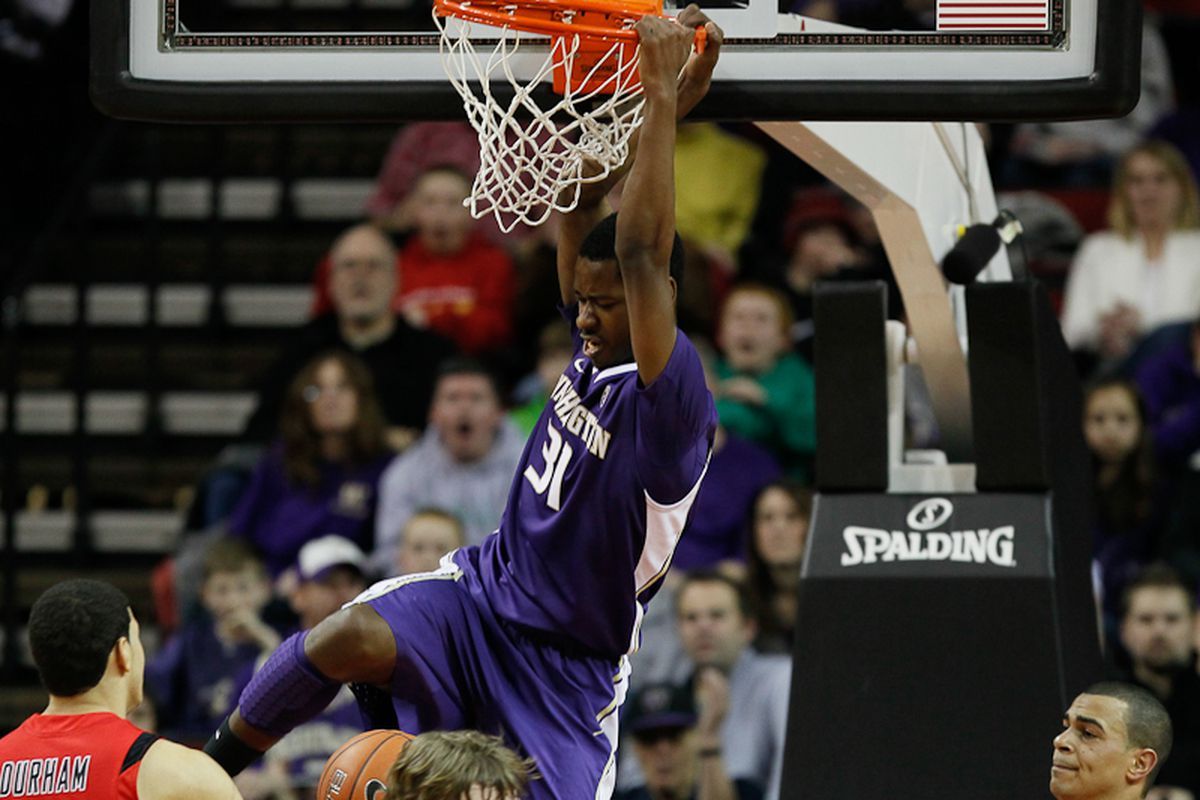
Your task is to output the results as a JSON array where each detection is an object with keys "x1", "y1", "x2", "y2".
[{"x1": 582, "y1": 339, "x2": 601, "y2": 358}]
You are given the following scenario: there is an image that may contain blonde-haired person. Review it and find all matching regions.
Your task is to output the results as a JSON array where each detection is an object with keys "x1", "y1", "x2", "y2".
[
  {"x1": 1061, "y1": 141, "x2": 1200, "y2": 364},
  {"x1": 385, "y1": 731, "x2": 535, "y2": 800}
]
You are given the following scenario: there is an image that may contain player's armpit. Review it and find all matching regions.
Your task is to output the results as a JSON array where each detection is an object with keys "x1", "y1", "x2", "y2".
[{"x1": 138, "y1": 740, "x2": 245, "y2": 800}]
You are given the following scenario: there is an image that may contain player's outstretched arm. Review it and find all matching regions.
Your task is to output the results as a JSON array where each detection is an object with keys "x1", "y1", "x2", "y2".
[
  {"x1": 205, "y1": 604, "x2": 396, "y2": 775},
  {"x1": 556, "y1": 5, "x2": 722, "y2": 307},
  {"x1": 616, "y1": 15, "x2": 713, "y2": 385},
  {"x1": 138, "y1": 739, "x2": 244, "y2": 800}
]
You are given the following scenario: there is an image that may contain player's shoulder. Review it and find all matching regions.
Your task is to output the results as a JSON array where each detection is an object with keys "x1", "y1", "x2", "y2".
[{"x1": 138, "y1": 739, "x2": 242, "y2": 800}]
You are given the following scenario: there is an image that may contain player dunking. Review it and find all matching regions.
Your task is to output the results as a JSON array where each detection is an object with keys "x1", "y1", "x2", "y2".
[{"x1": 204, "y1": 9, "x2": 723, "y2": 799}]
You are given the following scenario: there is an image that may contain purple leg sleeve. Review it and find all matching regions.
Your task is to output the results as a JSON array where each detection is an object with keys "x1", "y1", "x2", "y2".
[{"x1": 238, "y1": 631, "x2": 342, "y2": 739}]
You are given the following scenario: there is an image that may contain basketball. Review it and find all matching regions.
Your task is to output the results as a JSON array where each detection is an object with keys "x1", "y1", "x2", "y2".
[{"x1": 316, "y1": 729, "x2": 416, "y2": 800}]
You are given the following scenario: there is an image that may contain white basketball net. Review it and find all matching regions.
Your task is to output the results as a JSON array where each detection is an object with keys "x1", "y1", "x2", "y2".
[{"x1": 433, "y1": 8, "x2": 647, "y2": 232}]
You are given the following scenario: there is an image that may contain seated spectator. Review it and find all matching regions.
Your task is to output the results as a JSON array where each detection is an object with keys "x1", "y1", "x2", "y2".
[
  {"x1": 1060, "y1": 141, "x2": 1200, "y2": 366},
  {"x1": 1134, "y1": 317, "x2": 1200, "y2": 470},
  {"x1": 246, "y1": 223, "x2": 457, "y2": 452},
  {"x1": 1115, "y1": 564, "x2": 1200, "y2": 795},
  {"x1": 779, "y1": 214, "x2": 869, "y2": 361},
  {"x1": 373, "y1": 359, "x2": 525, "y2": 569},
  {"x1": 145, "y1": 539, "x2": 281, "y2": 745},
  {"x1": 1000, "y1": 19, "x2": 1174, "y2": 189},
  {"x1": 229, "y1": 351, "x2": 392, "y2": 577},
  {"x1": 236, "y1": 536, "x2": 369, "y2": 799},
  {"x1": 622, "y1": 571, "x2": 790, "y2": 799},
  {"x1": 396, "y1": 166, "x2": 516, "y2": 356},
  {"x1": 616, "y1": 680, "x2": 762, "y2": 800},
  {"x1": 395, "y1": 508, "x2": 466, "y2": 576},
  {"x1": 713, "y1": 284, "x2": 816, "y2": 479},
  {"x1": 385, "y1": 730, "x2": 535, "y2": 800},
  {"x1": 1083, "y1": 379, "x2": 1168, "y2": 630},
  {"x1": 745, "y1": 481, "x2": 811, "y2": 655},
  {"x1": 509, "y1": 321, "x2": 574, "y2": 437}
]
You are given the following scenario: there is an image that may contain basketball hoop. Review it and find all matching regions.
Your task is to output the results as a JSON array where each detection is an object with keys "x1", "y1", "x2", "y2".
[{"x1": 432, "y1": 0, "x2": 704, "y2": 232}]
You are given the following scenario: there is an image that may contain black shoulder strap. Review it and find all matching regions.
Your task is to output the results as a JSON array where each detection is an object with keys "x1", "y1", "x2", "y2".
[{"x1": 121, "y1": 732, "x2": 160, "y2": 773}]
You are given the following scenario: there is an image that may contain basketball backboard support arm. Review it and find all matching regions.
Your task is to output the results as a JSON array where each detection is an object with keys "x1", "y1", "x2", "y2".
[
  {"x1": 91, "y1": 0, "x2": 1142, "y2": 123},
  {"x1": 758, "y1": 120, "x2": 1008, "y2": 468}
]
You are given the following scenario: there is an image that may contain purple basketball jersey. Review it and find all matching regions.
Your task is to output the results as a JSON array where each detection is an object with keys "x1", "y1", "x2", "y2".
[{"x1": 459, "y1": 309, "x2": 717, "y2": 658}]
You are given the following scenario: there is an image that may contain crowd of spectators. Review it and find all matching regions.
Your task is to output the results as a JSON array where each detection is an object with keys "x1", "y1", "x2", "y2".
[{"x1": 121, "y1": 5, "x2": 1200, "y2": 797}]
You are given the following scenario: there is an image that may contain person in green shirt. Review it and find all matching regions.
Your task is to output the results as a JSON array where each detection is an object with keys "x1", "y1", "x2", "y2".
[{"x1": 713, "y1": 283, "x2": 816, "y2": 480}]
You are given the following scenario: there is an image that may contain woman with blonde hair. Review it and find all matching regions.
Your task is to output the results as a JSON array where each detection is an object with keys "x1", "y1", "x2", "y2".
[{"x1": 1061, "y1": 140, "x2": 1200, "y2": 364}]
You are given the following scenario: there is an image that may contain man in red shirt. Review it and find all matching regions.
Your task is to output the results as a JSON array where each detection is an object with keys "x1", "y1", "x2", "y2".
[
  {"x1": 0, "y1": 579, "x2": 241, "y2": 799},
  {"x1": 397, "y1": 166, "x2": 516, "y2": 356}
]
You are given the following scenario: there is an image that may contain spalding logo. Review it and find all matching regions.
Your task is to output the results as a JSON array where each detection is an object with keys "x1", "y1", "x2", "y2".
[
  {"x1": 841, "y1": 498, "x2": 1017, "y2": 568},
  {"x1": 365, "y1": 778, "x2": 387, "y2": 799},
  {"x1": 906, "y1": 497, "x2": 953, "y2": 531}
]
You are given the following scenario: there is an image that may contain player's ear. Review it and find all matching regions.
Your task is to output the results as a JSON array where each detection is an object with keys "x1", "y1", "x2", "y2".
[
  {"x1": 113, "y1": 635, "x2": 133, "y2": 675},
  {"x1": 668, "y1": 276, "x2": 678, "y2": 304},
  {"x1": 1127, "y1": 747, "x2": 1157, "y2": 784}
]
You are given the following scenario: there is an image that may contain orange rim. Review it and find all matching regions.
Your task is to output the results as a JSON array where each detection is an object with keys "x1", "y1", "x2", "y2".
[{"x1": 434, "y1": 0, "x2": 705, "y2": 48}]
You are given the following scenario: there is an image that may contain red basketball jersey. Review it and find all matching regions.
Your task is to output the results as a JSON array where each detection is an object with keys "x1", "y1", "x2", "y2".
[{"x1": 0, "y1": 712, "x2": 158, "y2": 799}]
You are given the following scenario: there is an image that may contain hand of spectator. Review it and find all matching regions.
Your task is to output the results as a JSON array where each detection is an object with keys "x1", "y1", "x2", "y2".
[
  {"x1": 719, "y1": 377, "x2": 767, "y2": 406},
  {"x1": 1098, "y1": 303, "x2": 1141, "y2": 360},
  {"x1": 1146, "y1": 787, "x2": 1195, "y2": 800},
  {"x1": 225, "y1": 608, "x2": 281, "y2": 653},
  {"x1": 385, "y1": 425, "x2": 419, "y2": 452},
  {"x1": 400, "y1": 301, "x2": 428, "y2": 329},
  {"x1": 694, "y1": 666, "x2": 730, "y2": 745}
]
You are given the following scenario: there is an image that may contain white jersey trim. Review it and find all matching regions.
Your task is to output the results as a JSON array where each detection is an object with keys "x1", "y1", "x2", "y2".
[
  {"x1": 593, "y1": 363, "x2": 638, "y2": 383},
  {"x1": 593, "y1": 656, "x2": 631, "y2": 800}
]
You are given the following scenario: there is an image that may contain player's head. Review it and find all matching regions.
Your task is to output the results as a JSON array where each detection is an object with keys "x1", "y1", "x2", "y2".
[
  {"x1": 397, "y1": 508, "x2": 465, "y2": 576},
  {"x1": 626, "y1": 682, "x2": 700, "y2": 798},
  {"x1": 574, "y1": 213, "x2": 685, "y2": 369},
  {"x1": 28, "y1": 579, "x2": 145, "y2": 709},
  {"x1": 430, "y1": 358, "x2": 504, "y2": 464},
  {"x1": 291, "y1": 535, "x2": 369, "y2": 630},
  {"x1": 1051, "y1": 683, "x2": 1171, "y2": 800},
  {"x1": 675, "y1": 570, "x2": 755, "y2": 672},
  {"x1": 1119, "y1": 563, "x2": 1196, "y2": 676},
  {"x1": 200, "y1": 537, "x2": 272, "y2": 625},
  {"x1": 717, "y1": 283, "x2": 794, "y2": 374},
  {"x1": 1109, "y1": 140, "x2": 1200, "y2": 238},
  {"x1": 384, "y1": 730, "x2": 534, "y2": 800},
  {"x1": 329, "y1": 223, "x2": 398, "y2": 325},
  {"x1": 411, "y1": 165, "x2": 476, "y2": 257}
]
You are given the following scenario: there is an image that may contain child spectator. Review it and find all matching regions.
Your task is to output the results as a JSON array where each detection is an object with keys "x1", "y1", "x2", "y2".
[
  {"x1": 229, "y1": 351, "x2": 392, "y2": 577},
  {"x1": 1082, "y1": 379, "x2": 1168, "y2": 635},
  {"x1": 745, "y1": 482, "x2": 812, "y2": 655},
  {"x1": 396, "y1": 166, "x2": 516, "y2": 356},
  {"x1": 145, "y1": 539, "x2": 281, "y2": 746},
  {"x1": 395, "y1": 509, "x2": 466, "y2": 577},
  {"x1": 236, "y1": 536, "x2": 369, "y2": 799},
  {"x1": 713, "y1": 284, "x2": 817, "y2": 479}
]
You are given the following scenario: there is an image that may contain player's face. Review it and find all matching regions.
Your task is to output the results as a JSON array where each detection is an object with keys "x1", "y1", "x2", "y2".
[
  {"x1": 329, "y1": 227, "x2": 396, "y2": 324},
  {"x1": 412, "y1": 171, "x2": 474, "y2": 256},
  {"x1": 719, "y1": 290, "x2": 788, "y2": 373},
  {"x1": 1082, "y1": 386, "x2": 1140, "y2": 465},
  {"x1": 676, "y1": 582, "x2": 753, "y2": 671},
  {"x1": 431, "y1": 374, "x2": 503, "y2": 462},
  {"x1": 1050, "y1": 694, "x2": 1137, "y2": 800},
  {"x1": 397, "y1": 515, "x2": 462, "y2": 575},
  {"x1": 306, "y1": 359, "x2": 361, "y2": 435},
  {"x1": 754, "y1": 487, "x2": 808, "y2": 567},
  {"x1": 1124, "y1": 152, "x2": 1183, "y2": 231},
  {"x1": 574, "y1": 258, "x2": 632, "y2": 369},
  {"x1": 1120, "y1": 586, "x2": 1195, "y2": 672}
]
